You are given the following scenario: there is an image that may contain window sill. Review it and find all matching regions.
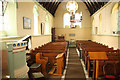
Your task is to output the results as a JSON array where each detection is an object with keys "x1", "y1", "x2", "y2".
[
  {"x1": 92, "y1": 34, "x2": 120, "y2": 37},
  {"x1": 0, "y1": 34, "x2": 52, "y2": 41},
  {"x1": 0, "y1": 36, "x2": 21, "y2": 43},
  {"x1": 31, "y1": 34, "x2": 51, "y2": 37},
  {"x1": 0, "y1": 36, "x2": 22, "y2": 40}
]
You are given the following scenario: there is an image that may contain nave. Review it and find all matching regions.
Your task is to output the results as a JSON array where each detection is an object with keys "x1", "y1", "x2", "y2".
[
  {"x1": 1, "y1": 0, "x2": 120, "y2": 80},
  {"x1": 26, "y1": 43, "x2": 87, "y2": 80},
  {"x1": 27, "y1": 42, "x2": 86, "y2": 80}
]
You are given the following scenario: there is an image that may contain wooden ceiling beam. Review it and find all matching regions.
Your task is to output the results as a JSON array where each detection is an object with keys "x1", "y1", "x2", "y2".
[
  {"x1": 48, "y1": 2, "x2": 55, "y2": 15},
  {"x1": 50, "y1": 0, "x2": 57, "y2": 13},
  {"x1": 84, "y1": 3, "x2": 92, "y2": 15},
  {"x1": 82, "y1": 0, "x2": 93, "y2": 15},
  {"x1": 39, "y1": 2, "x2": 44, "y2": 6},
  {"x1": 51, "y1": 2, "x2": 59, "y2": 15},
  {"x1": 90, "y1": 0, "x2": 99, "y2": 11},
  {"x1": 42, "y1": 0, "x2": 48, "y2": 7},
  {"x1": 88, "y1": 0, "x2": 97, "y2": 12},
  {"x1": 53, "y1": 2, "x2": 61, "y2": 16},
  {"x1": 44, "y1": 0, "x2": 52, "y2": 10},
  {"x1": 85, "y1": 0, "x2": 94, "y2": 14},
  {"x1": 45, "y1": 2, "x2": 52, "y2": 11},
  {"x1": 39, "y1": 0, "x2": 62, "y2": 16},
  {"x1": 94, "y1": 0, "x2": 101, "y2": 7},
  {"x1": 53, "y1": 0, "x2": 62, "y2": 16},
  {"x1": 98, "y1": 0, "x2": 104, "y2": 7},
  {"x1": 39, "y1": 0, "x2": 108, "y2": 16},
  {"x1": 43, "y1": 2, "x2": 49, "y2": 8},
  {"x1": 92, "y1": 0, "x2": 101, "y2": 10}
]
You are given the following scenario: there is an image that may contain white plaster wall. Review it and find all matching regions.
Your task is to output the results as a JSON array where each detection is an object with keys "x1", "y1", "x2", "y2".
[
  {"x1": 92, "y1": 2, "x2": 118, "y2": 35},
  {"x1": 92, "y1": 35, "x2": 118, "y2": 49},
  {"x1": 4, "y1": 2, "x2": 17, "y2": 36},
  {"x1": 55, "y1": 28, "x2": 92, "y2": 41},
  {"x1": 31, "y1": 35, "x2": 51, "y2": 49},
  {"x1": 17, "y1": 2, "x2": 53, "y2": 36},
  {"x1": 92, "y1": 2, "x2": 119, "y2": 49}
]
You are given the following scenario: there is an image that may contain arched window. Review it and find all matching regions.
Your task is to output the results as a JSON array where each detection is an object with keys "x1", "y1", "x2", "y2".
[
  {"x1": 75, "y1": 12, "x2": 82, "y2": 28},
  {"x1": 0, "y1": 1, "x2": 3, "y2": 31},
  {"x1": 45, "y1": 14, "x2": 49, "y2": 34},
  {"x1": 111, "y1": 3, "x2": 118, "y2": 33},
  {"x1": 33, "y1": 5, "x2": 39, "y2": 35},
  {"x1": 92, "y1": 18, "x2": 95, "y2": 34},
  {"x1": 64, "y1": 12, "x2": 82, "y2": 28},
  {"x1": 0, "y1": 1, "x2": 8, "y2": 36},
  {"x1": 64, "y1": 13, "x2": 70, "y2": 28},
  {"x1": 99, "y1": 14, "x2": 102, "y2": 34}
]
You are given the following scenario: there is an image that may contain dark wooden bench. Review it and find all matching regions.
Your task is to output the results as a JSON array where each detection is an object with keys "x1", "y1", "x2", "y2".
[{"x1": 27, "y1": 41, "x2": 68, "y2": 75}]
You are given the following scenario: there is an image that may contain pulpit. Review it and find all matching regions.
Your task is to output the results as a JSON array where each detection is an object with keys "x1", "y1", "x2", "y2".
[{"x1": 6, "y1": 41, "x2": 29, "y2": 78}]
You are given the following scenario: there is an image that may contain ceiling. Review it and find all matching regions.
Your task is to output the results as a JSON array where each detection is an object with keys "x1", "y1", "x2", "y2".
[{"x1": 39, "y1": 0, "x2": 109, "y2": 16}]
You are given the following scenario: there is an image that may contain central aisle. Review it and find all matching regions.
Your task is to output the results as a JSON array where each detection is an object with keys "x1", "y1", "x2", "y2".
[{"x1": 65, "y1": 48, "x2": 86, "y2": 80}]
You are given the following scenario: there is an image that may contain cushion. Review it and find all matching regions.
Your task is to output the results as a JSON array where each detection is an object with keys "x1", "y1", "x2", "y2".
[
  {"x1": 90, "y1": 61, "x2": 93, "y2": 62},
  {"x1": 106, "y1": 75, "x2": 116, "y2": 79},
  {"x1": 105, "y1": 61, "x2": 119, "y2": 63},
  {"x1": 118, "y1": 75, "x2": 120, "y2": 77},
  {"x1": 91, "y1": 63, "x2": 93, "y2": 65},
  {"x1": 90, "y1": 61, "x2": 104, "y2": 62},
  {"x1": 99, "y1": 61, "x2": 104, "y2": 62},
  {"x1": 90, "y1": 61, "x2": 104, "y2": 65}
]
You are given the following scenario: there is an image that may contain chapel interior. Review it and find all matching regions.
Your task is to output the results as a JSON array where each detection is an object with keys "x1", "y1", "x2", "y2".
[{"x1": 0, "y1": 0, "x2": 120, "y2": 80}]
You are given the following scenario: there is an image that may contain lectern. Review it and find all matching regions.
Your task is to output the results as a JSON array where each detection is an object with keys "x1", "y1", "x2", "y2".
[{"x1": 88, "y1": 52, "x2": 108, "y2": 80}]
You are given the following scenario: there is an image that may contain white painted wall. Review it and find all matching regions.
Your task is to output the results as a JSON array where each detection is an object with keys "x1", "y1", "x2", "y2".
[
  {"x1": 4, "y1": 2, "x2": 17, "y2": 36},
  {"x1": 92, "y1": 2, "x2": 119, "y2": 49}
]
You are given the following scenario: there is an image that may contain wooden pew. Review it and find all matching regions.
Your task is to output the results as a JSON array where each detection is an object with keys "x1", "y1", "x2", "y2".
[
  {"x1": 76, "y1": 40, "x2": 120, "y2": 79},
  {"x1": 30, "y1": 51, "x2": 66, "y2": 66},
  {"x1": 28, "y1": 41, "x2": 68, "y2": 75},
  {"x1": 87, "y1": 52, "x2": 120, "y2": 79}
]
